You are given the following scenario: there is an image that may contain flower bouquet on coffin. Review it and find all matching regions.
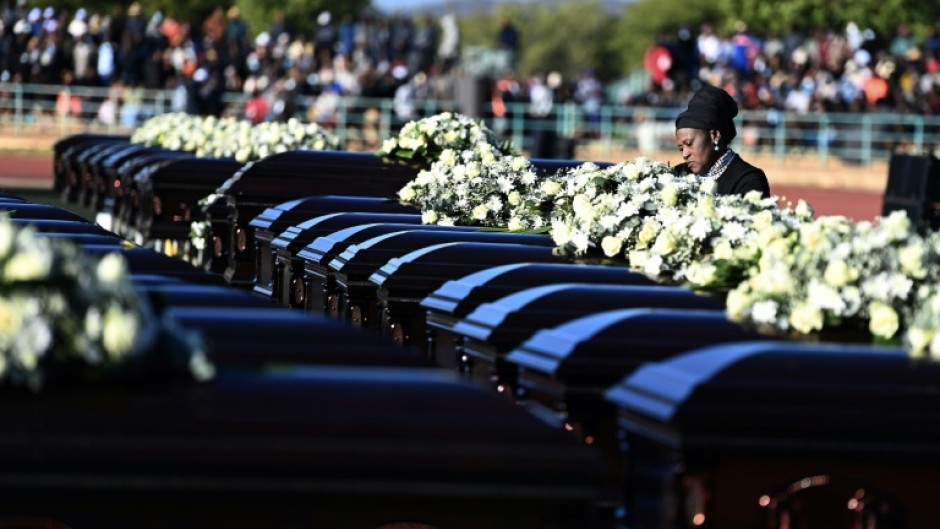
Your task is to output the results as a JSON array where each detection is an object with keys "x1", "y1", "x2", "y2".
[
  {"x1": 723, "y1": 210, "x2": 940, "y2": 346},
  {"x1": 398, "y1": 149, "x2": 548, "y2": 231},
  {"x1": 0, "y1": 217, "x2": 212, "y2": 391},
  {"x1": 132, "y1": 113, "x2": 340, "y2": 161},
  {"x1": 377, "y1": 112, "x2": 516, "y2": 170}
]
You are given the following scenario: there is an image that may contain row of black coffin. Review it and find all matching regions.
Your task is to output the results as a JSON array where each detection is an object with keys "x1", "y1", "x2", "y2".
[{"x1": 50, "y1": 135, "x2": 940, "y2": 529}]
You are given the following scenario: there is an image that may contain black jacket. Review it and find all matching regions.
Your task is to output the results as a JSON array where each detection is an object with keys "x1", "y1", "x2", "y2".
[{"x1": 675, "y1": 155, "x2": 771, "y2": 198}]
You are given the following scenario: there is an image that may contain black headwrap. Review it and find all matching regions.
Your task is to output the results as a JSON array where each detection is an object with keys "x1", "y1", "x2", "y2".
[{"x1": 675, "y1": 84, "x2": 738, "y2": 144}]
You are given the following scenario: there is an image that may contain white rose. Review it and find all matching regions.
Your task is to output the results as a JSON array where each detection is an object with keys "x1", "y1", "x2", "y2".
[
  {"x1": 795, "y1": 199, "x2": 814, "y2": 219},
  {"x1": 651, "y1": 231, "x2": 677, "y2": 256},
  {"x1": 439, "y1": 149, "x2": 457, "y2": 167},
  {"x1": 471, "y1": 204, "x2": 489, "y2": 221},
  {"x1": 5, "y1": 247, "x2": 51, "y2": 281},
  {"x1": 103, "y1": 305, "x2": 139, "y2": 359},
  {"x1": 511, "y1": 157, "x2": 528, "y2": 172},
  {"x1": 637, "y1": 220, "x2": 659, "y2": 246},
  {"x1": 660, "y1": 183, "x2": 679, "y2": 207},
  {"x1": 0, "y1": 221, "x2": 13, "y2": 259},
  {"x1": 622, "y1": 162, "x2": 640, "y2": 180},
  {"x1": 699, "y1": 178, "x2": 718, "y2": 195},
  {"x1": 628, "y1": 250, "x2": 649, "y2": 270},
  {"x1": 507, "y1": 217, "x2": 525, "y2": 232},
  {"x1": 823, "y1": 259, "x2": 855, "y2": 288},
  {"x1": 507, "y1": 191, "x2": 522, "y2": 206},
  {"x1": 907, "y1": 327, "x2": 934, "y2": 357},
  {"x1": 930, "y1": 332, "x2": 940, "y2": 360},
  {"x1": 898, "y1": 244, "x2": 926, "y2": 278},
  {"x1": 96, "y1": 252, "x2": 127, "y2": 285},
  {"x1": 422, "y1": 210, "x2": 439, "y2": 224},
  {"x1": 789, "y1": 301, "x2": 824, "y2": 334},
  {"x1": 868, "y1": 301, "x2": 899, "y2": 339},
  {"x1": 725, "y1": 288, "x2": 752, "y2": 321},
  {"x1": 551, "y1": 221, "x2": 573, "y2": 246},
  {"x1": 713, "y1": 240, "x2": 734, "y2": 260},
  {"x1": 572, "y1": 194, "x2": 595, "y2": 221},
  {"x1": 541, "y1": 180, "x2": 562, "y2": 196},
  {"x1": 600, "y1": 236, "x2": 624, "y2": 257},
  {"x1": 398, "y1": 185, "x2": 417, "y2": 202},
  {"x1": 689, "y1": 262, "x2": 719, "y2": 288}
]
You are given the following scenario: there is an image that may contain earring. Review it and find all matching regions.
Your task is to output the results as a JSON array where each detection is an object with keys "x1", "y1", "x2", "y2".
[{"x1": 714, "y1": 142, "x2": 720, "y2": 152}]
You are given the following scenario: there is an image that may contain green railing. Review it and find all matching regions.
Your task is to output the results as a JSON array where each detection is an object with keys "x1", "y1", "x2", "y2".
[{"x1": 2, "y1": 82, "x2": 938, "y2": 167}]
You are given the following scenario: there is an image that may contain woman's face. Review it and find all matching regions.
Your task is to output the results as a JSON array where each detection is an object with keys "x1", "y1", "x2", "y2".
[{"x1": 676, "y1": 128, "x2": 718, "y2": 174}]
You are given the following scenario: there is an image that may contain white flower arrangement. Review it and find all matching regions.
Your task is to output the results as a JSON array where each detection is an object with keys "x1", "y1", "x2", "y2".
[
  {"x1": 131, "y1": 113, "x2": 341, "y2": 161},
  {"x1": 0, "y1": 216, "x2": 212, "y2": 390},
  {"x1": 377, "y1": 112, "x2": 516, "y2": 170},
  {"x1": 724, "y1": 211, "x2": 940, "y2": 342},
  {"x1": 399, "y1": 149, "x2": 543, "y2": 229}
]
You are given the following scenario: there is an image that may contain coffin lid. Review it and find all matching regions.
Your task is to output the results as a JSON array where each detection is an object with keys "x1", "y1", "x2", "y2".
[
  {"x1": 80, "y1": 246, "x2": 227, "y2": 286},
  {"x1": 422, "y1": 262, "x2": 656, "y2": 318},
  {"x1": 272, "y1": 212, "x2": 423, "y2": 253},
  {"x1": 9, "y1": 219, "x2": 114, "y2": 234},
  {"x1": 370, "y1": 242, "x2": 560, "y2": 300},
  {"x1": 165, "y1": 306, "x2": 429, "y2": 368},
  {"x1": 223, "y1": 150, "x2": 417, "y2": 202},
  {"x1": 249, "y1": 195, "x2": 416, "y2": 231},
  {"x1": 144, "y1": 157, "x2": 243, "y2": 189},
  {"x1": 137, "y1": 283, "x2": 277, "y2": 311},
  {"x1": 454, "y1": 283, "x2": 724, "y2": 348},
  {"x1": 53, "y1": 133, "x2": 129, "y2": 155},
  {"x1": 297, "y1": 219, "x2": 426, "y2": 265},
  {"x1": 531, "y1": 158, "x2": 612, "y2": 175},
  {"x1": 328, "y1": 229, "x2": 553, "y2": 279},
  {"x1": 0, "y1": 365, "x2": 602, "y2": 501},
  {"x1": 603, "y1": 341, "x2": 940, "y2": 454},
  {"x1": 507, "y1": 308, "x2": 759, "y2": 387},
  {"x1": 0, "y1": 203, "x2": 90, "y2": 223}
]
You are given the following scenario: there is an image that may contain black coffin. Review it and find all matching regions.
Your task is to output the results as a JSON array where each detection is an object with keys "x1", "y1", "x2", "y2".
[
  {"x1": 423, "y1": 263, "x2": 657, "y2": 368},
  {"x1": 80, "y1": 246, "x2": 228, "y2": 286},
  {"x1": 76, "y1": 141, "x2": 138, "y2": 210},
  {"x1": 113, "y1": 150, "x2": 195, "y2": 238},
  {"x1": 298, "y1": 220, "x2": 481, "y2": 317},
  {"x1": 604, "y1": 341, "x2": 933, "y2": 529},
  {"x1": 507, "y1": 308, "x2": 762, "y2": 452},
  {"x1": 371, "y1": 241, "x2": 564, "y2": 349},
  {"x1": 59, "y1": 138, "x2": 131, "y2": 203},
  {"x1": 94, "y1": 144, "x2": 163, "y2": 221},
  {"x1": 137, "y1": 283, "x2": 278, "y2": 311},
  {"x1": 53, "y1": 133, "x2": 129, "y2": 193},
  {"x1": 329, "y1": 230, "x2": 554, "y2": 329},
  {"x1": 453, "y1": 284, "x2": 725, "y2": 395},
  {"x1": 249, "y1": 196, "x2": 417, "y2": 297},
  {"x1": 267, "y1": 212, "x2": 424, "y2": 307},
  {"x1": 163, "y1": 306, "x2": 429, "y2": 369},
  {"x1": 215, "y1": 151, "x2": 418, "y2": 287},
  {"x1": 134, "y1": 157, "x2": 243, "y2": 252},
  {"x1": 0, "y1": 367, "x2": 603, "y2": 529}
]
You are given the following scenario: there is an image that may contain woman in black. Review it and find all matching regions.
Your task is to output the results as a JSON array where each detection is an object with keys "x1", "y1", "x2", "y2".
[{"x1": 674, "y1": 84, "x2": 771, "y2": 197}]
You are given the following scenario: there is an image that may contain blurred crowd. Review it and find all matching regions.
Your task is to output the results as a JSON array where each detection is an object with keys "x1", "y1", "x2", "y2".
[
  {"x1": 0, "y1": 1, "x2": 462, "y2": 125},
  {"x1": 636, "y1": 21, "x2": 940, "y2": 117},
  {"x1": 4, "y1": 0, "x2": 940, "y2": 135}
]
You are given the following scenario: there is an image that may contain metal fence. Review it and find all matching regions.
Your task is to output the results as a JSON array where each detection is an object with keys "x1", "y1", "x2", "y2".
[{"x1": 3, "y1": 82, "x2": 939, "y2": 168}]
